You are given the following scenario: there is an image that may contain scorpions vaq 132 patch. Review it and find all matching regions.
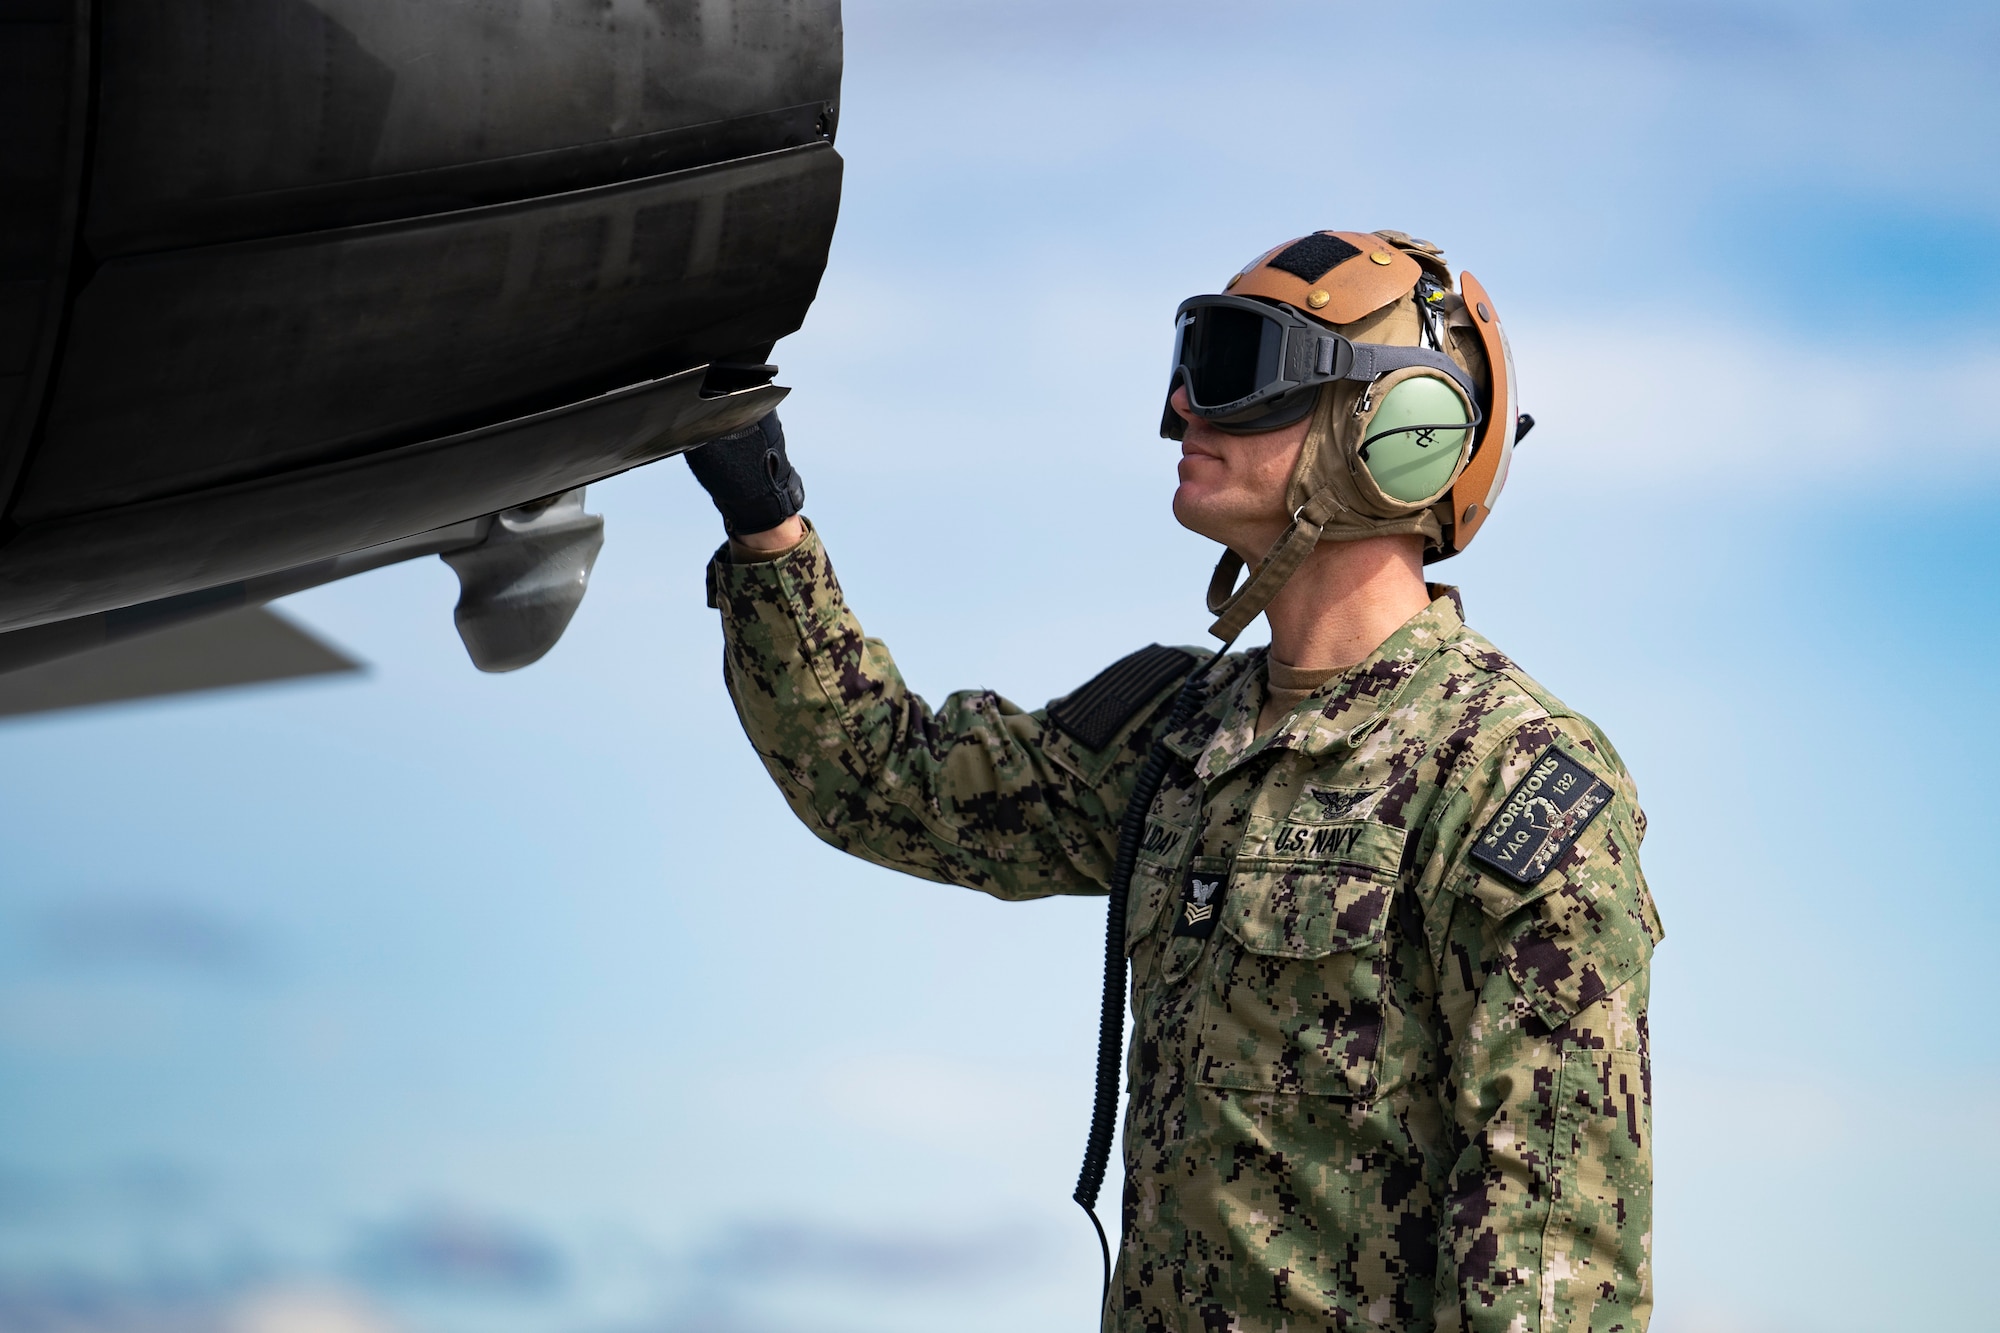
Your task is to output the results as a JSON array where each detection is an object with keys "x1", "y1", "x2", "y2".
[
  {"x1": 1469, "y1": 745, "x2": 1614, "y2": 886},
  {"x1": 1172, "y1": 868, "x2": 1227, "y2": 939}
]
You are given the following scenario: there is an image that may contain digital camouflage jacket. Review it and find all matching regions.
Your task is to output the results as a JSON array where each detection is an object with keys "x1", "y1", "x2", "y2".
[{"x1": 708, "y1": 525, "x2": 1661, "y2": 1333}]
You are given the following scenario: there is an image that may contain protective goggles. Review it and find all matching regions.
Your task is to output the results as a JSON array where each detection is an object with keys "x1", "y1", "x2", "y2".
[{"x1": 1161, "y1": 293, "x2": 1482, "y2": 438}]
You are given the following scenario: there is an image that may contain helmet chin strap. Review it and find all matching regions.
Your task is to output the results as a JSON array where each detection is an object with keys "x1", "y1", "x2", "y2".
[{"x1": 1204, "y1": 484, "x2": 1352, "y2": 643}]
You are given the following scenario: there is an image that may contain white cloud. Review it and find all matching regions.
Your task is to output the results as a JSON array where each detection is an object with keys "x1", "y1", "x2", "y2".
[
  {"x1": 1511, "y1": 319, "x2": 2000, "y2": 489},
  {"x1": 227, "y1": 1287, "x2": 400, "y2": 1333}
]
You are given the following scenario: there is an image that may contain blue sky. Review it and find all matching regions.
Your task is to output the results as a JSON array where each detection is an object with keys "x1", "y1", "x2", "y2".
[{"x1": 2, "y1": 2, "x2": 1997, "y2": 1331}]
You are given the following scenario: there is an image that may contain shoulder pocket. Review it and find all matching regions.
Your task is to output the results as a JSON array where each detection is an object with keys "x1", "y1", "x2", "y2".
[{"x1": 1494, "y1": 821, "x2": 1657, "y2": 1030}]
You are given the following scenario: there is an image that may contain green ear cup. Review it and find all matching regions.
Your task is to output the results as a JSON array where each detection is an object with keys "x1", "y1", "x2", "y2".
[{"x1": 1359, "y1": 375, "x2": 1472, "y2": 503}]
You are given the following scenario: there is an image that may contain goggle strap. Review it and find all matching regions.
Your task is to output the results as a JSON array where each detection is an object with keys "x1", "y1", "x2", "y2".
[
  {"x1": 1203, "y1": 485, "x2": 1350, "y2": 642},
  {"x1": 1345, "y1": 344, "x2": 1479, "y2": 400}
]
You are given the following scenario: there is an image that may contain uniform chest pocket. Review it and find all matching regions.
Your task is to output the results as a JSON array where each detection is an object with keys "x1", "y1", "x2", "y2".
[{"x1": 1195, "y1": 822, "x2": 1408, "y2": 1100}]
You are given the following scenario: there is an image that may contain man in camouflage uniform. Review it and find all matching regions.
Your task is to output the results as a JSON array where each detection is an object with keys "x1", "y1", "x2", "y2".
[{"x1": 686, "y1": 231, "x2": 1661, "y2": 1332}]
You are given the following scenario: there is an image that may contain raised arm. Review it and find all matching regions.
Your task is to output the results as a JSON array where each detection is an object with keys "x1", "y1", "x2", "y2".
[{"x1": 707, "y1": 519, "x2": 1186, "y2": 901}]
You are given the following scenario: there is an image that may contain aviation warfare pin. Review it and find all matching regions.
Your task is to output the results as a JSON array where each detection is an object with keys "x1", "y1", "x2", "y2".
[
  {"x1": 1469, "y1": 745, "x2": 1614, "y2": 886},
  {"x1": 1304, "y1": 784, "x2": 1382, "y2": 823},
  {"x1": 1172, "y1": 869, "x2": 1227, "y2": 939}
]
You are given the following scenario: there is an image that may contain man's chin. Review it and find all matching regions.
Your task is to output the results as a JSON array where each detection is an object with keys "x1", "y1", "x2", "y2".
[
  {"x1": 1173, "y1": 491, "x2": 1296, "y2": 560},
  {"x1": 1171, "y1": 488, "x2": 1232, "y2": 545}
]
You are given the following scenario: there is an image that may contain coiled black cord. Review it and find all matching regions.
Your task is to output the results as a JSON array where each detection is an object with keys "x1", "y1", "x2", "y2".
[{"x1": 1072, "y1": 666, "x2": 1213, "y2": 1307}]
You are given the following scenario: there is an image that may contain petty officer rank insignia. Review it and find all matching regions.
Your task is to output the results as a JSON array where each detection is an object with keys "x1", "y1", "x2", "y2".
[
  {"x1": 1470, "y1": 745, "x2": 1614, "y2": 887},
  {"x1": 1172, "y1": 869, "x2": 1227, "y2": 938}
]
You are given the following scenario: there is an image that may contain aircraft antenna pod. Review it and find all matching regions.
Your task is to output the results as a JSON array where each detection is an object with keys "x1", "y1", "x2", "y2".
[{"x1": 441, "y1": 489, "x2": 606, "y2": 673}]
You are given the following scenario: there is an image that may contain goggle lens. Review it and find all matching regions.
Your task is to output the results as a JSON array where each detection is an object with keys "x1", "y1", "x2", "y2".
[{"x1": 1180, "y1": 305, "x2": 1283, "y2": 410}]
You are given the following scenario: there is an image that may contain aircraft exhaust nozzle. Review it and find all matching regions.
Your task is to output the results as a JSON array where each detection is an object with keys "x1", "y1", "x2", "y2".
[{"x1": 441, "y1": 490, "x2": 605, "y2": 673}]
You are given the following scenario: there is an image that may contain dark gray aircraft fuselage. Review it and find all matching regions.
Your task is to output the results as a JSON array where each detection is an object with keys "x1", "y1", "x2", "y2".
[{"x1": 1, "y1": 0, "x2": 842, "y2": 645}]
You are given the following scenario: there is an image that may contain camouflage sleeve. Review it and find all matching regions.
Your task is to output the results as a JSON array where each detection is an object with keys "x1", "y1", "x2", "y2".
[
  {"x1": 705, "y1": 522, "x2": 1169, "y2": 900},
  {"x1": 1421, "y1": 714, "x2": 1663, "y2": 1333}
]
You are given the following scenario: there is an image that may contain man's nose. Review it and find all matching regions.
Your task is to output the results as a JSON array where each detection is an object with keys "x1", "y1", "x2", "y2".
[{"x1": 1169, "y1": 383, "x2": 1195, "y2": 421}]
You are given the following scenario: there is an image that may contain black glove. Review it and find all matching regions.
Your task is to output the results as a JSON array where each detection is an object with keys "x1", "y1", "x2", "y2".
[{"x1": 683, "y1": 410, "x2": 805, "y2": 537}]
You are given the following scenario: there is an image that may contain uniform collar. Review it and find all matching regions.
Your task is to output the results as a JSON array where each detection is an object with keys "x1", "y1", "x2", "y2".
[{"x1": 1162, "y1": 587, "x2": 1467, "y2": 784}]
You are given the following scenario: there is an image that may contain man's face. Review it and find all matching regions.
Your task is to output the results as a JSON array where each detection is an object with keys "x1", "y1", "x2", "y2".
[{"x1": 1168, "y1": 384, "x2": 1313, "y2": 560}]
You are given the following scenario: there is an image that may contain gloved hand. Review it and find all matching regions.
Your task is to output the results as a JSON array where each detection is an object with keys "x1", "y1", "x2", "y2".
[{"x1": 683, "y1": 411, "x2": 805, "y2": 537}]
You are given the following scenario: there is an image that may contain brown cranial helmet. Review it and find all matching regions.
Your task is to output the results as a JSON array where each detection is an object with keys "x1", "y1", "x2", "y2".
[{"x1": 1175, "y1": 230, "x2": 1520, "y2": 641}]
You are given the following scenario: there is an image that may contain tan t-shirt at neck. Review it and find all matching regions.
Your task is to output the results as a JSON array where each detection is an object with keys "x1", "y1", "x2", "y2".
[
  {"x1": 1252, "y1": 587, "x2": 1463, "y2": 736},
  {"x1": 1257, "y1": 655, "x2": 1345, "y2": 737}
]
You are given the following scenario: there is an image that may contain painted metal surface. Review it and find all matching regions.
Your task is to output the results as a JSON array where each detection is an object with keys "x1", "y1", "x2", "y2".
[
  {"x1": 0, "y1": 364, "x2": 782, "y2": 631},
  {"x1": 0, "y1": 0, "x2": 842, "y2": 634}
]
